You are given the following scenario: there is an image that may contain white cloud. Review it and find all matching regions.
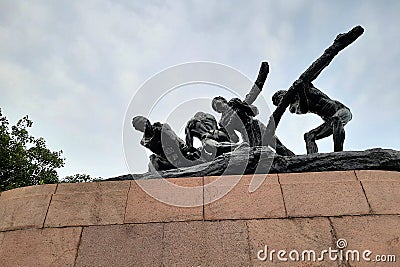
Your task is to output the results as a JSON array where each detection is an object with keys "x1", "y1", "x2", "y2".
[{"x1": 0, "y1": 0, "x2": 399, "y2": 178}]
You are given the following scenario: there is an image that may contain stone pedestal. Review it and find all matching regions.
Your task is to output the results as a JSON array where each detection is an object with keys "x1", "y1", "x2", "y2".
[{"x1": 1, "y1": 170, "x2": 399, "y2": 266}]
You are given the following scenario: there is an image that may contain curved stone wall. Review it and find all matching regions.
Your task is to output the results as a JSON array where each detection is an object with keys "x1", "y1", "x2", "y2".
[{"x1": 0, "y1": 170, "x2": 399, "y2": 266}]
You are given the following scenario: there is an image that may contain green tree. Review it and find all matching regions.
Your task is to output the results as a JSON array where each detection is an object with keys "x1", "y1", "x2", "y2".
[
  {"x1": 61, "y1": 174, "x2": 102, "y2": 183},
  {"x1": 0, "y1": 108, "x2": 65, "y2": 191}
]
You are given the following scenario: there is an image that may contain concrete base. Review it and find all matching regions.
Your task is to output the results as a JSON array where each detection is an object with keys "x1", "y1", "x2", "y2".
[{"x1": 1, "y1": 170, "x2": 399, "y2": 266}]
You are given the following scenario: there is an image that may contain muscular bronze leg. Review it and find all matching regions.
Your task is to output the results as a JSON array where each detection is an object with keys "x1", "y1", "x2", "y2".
[
  {"x1": 304, "y1": 132, "x2": 319, "y2": 154},
  {"x1": 304, "y1": 122, "x2": 333, "y2": 154},
  {"x1": 332, "y1": 116, "x2": 345, "y2": 152},
  {"x1": 275, "y1": 136, "x2": 295, "y2": 156}
]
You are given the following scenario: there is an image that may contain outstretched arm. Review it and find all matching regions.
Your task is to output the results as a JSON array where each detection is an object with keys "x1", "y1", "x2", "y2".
[
  {"x1": 162, "y1": 123, "x2": 185, "y2": 148},
  {"x1": 244, "y1": 62, "x2": 269, "y2": 105},
  {"x1": 185, "y1": 125, "x2": 194, "y2": 148},
  {"x1": 230, "y1": 98, "x2": 259, "y2": 116},
  {"x1": 296, "y1": 80, "x2": 309, "y2": 114}
]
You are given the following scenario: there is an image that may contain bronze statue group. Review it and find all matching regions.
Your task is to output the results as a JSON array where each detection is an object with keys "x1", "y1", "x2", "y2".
[{"x1": 132, "y1": 26, "x2": 364, "y2": 171}]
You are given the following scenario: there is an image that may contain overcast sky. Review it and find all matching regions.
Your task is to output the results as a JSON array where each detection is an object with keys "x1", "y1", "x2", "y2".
[{"x1": 1, "y1": 0, "x2": 399, "y2": 179}]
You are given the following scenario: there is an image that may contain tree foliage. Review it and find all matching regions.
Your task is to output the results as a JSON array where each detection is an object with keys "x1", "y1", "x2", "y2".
[
  {"x1": 0, "y1": 108, "x2": 65, "y2": 191},
  {"x1": 61, "y1": 174, "x2": 102, "y2": 183}
]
